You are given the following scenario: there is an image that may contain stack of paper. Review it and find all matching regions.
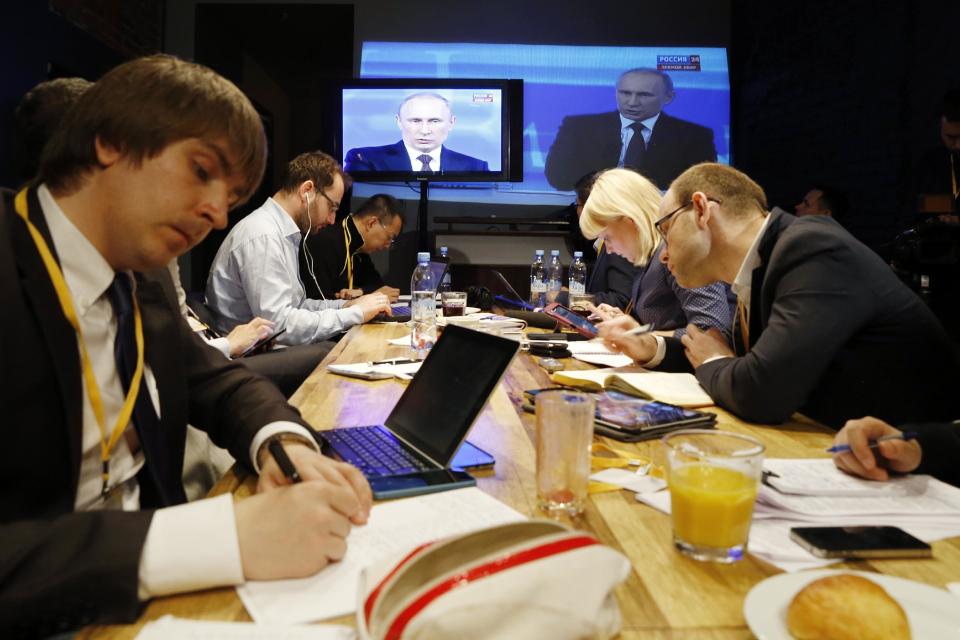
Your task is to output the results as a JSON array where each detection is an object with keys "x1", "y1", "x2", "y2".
[
  {"x1": 326, "y1": 360, "x2": 422, "y2": 380},
  {"x1": 564, "y1": 340, "x2": 633, "y2": 368},
  {"x1": 550, "y1": 368, "x2": 713, "y2": 407},
  {"x1": 637, "y1": 458, "x2": 960, "y2": 572}
]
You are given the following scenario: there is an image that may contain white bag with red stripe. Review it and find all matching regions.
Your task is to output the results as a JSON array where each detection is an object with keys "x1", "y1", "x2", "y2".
[{"x1": 357, "y1": 520, "x2": 630, "y2": 640}]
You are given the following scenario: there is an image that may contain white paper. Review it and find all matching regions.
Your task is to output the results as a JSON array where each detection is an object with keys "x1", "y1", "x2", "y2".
[
  {"x1": 326, "y1": 361, "x2": 422, "y2": 380},
  {"x1": 763, "y1": 458, "x2": 934, "y2": 497},
  {"x1": 590, "y1": 468, "x2": 666, "y2": 494},
  {"x1": 236, "y1": 488, "x2": 526, "y2": 625},
  {"x1": 387, "y1": 335, "x2": 411, "y2": 346},
  {"x1": 565, "y1": 340, "x2": 634, "y2": 368},
  {"x1": 636, "y1": 485, "x2": 960, "y2": 573},
  {"x1": 135, "y1": 616, "x2": 355, "y2": 640}
]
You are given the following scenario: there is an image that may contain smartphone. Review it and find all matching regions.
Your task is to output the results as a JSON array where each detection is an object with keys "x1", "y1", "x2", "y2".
[
  {"x1": 543, "y1": 302, "x2": 599, "y2": 338},
  {"x1": 369, "y1": 468, "x2": 476, "y2": 500},
  {"x1": 789, "y1": 526, "x2": 932, "y2": 559},
  {"x1": 451, "y1": 440, "x2": 496, "y2": 471},
  {"x1": 240, "y1": 328, "x2": 287, "y2": 357}
]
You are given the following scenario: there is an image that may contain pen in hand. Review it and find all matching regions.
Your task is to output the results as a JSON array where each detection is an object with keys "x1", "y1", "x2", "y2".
[
  {"x1": 624, "y1": 323, "x2": 654, "y2": 337},
  {"x1": 825, "y1": 431, "x2": 918, "y2": 454},
  {"x1": 268, "y1": 438, "x2": 302, "y2": 483}
]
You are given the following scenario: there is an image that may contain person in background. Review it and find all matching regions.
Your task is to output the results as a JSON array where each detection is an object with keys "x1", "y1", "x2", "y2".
[
  {"x1": 206, "y1": 151, "x2": 392, "y2": 346},
  {"x1": 1, "y1": 54, "x2": 371, "y2": 634},
  {"x1": 915, "y1": 86, "x2": 960, "y2": 221},
  {"x1": 545, "y1": 68, "x2": 716, "y2": 191},
  {"x1": 831, "y1": 417, "x2": 960, "y2": 487},
  {"x1": 300, "y1": 193, "x2": 404, "y2": 302},
  {"x1": 794, "y1": 184, "x2": 849, "y2": 221},
  {"x1": 603, "y1": 162, "x2": 958, "y2": 428},
  {"x1": 579, "y1": 168, "x2": 733, "y2": 372}
]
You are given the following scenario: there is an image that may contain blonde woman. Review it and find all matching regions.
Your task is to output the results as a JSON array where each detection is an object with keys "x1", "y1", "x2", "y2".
[{"x1": 579, "y1": 168, "x2": 733, "y2": 371}]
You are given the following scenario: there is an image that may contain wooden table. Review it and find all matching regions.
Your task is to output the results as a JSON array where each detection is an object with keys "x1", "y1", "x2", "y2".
[{"x1": 81, "y1": 324, "x2": 960, "y2": 639}]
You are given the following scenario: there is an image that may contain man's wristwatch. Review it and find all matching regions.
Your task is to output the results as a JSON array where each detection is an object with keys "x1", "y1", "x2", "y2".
[{"x1": 256, "y1": 432, "x2": 318, "y2": 470}]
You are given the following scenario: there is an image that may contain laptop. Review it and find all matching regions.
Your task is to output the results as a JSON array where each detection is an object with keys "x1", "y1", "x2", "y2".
[
  {"x1": 377, "y1": 260, "x2": 449, "y2": 322},
  {"x1": 319, "y1": 323, "x2": 520, "y2": 498}
]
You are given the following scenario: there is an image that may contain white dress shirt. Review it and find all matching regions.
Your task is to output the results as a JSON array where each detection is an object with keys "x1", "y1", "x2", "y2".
[
  {"x1": 37, "y1": 184, "x2": 316, "y2": 599},
  {"x1": 205, "y1": 197, "x2": 363, "y2": 346},
  {"x1": 404, "y1": 143, "x2": 442, "y2": 172},
  {"x1": 617, "y1": 112, "x2": 660, "y2": 167}
]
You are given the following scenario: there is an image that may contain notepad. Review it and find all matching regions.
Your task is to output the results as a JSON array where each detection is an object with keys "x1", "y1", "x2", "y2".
[{"x1": 550, "y1": 368, "x2": 713, "y2": 408}]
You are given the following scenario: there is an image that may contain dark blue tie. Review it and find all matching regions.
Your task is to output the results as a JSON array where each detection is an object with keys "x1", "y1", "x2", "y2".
[
  {"x1": 623, "y1": 122, "x2": 646, "y2": 168},
  {"x1": 106, "y1": 273, "x2": 185, "y2": 506}
]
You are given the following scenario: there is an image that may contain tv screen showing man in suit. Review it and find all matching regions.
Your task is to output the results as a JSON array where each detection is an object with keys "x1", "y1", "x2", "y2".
[
  {"x1": 343, "y1": 88, "x2": 499, "y2": 176},
  {"x1": 545, "y1": 68, "x2": 717, "y2": 191}
]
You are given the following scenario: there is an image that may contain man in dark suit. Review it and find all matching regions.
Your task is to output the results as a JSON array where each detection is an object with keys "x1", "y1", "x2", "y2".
[
  {"x1": 0, "y1": 55, "x2": 371, "y2": 635},
  {"x1": 599, "y1": 163, "x2": 959, "y2": 428},
  {"x1": 344, "y1": 92, "x2": 489, "y2": 173},
  {"x1": 545, "y1": 68, "x2": 717, "y2": 191},
  {"x1": 300, "y1": 193, "x2": 405, "y2": 300}
]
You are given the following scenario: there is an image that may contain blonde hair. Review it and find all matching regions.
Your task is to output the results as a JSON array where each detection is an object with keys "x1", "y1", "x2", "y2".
[{"x1": 579, "y1": 168, "x2": 662, "y2": 266}]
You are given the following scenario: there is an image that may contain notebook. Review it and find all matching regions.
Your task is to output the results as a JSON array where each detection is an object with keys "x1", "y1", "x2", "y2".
[
  {"x1": 549, "y1": 368, "x2": 714, "y2": 408},
  {"x1": 319, "y1": 324, "x2": 520, "y2": 498}
]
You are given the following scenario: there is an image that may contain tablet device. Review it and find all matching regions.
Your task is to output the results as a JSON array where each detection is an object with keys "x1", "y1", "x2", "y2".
[{"x1": 543, "y1": 302, "x2": 598, "y2": 338}]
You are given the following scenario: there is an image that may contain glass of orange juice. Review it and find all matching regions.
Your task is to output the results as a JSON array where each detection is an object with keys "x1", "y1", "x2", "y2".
[{"x1": 662, "y1": 429, "x2": 765, "y2": 563}]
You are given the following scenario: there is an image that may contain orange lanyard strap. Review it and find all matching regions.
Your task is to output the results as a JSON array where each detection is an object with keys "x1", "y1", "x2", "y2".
[
  {"x1": 952, "y1": 154, "x2": 958, "y2": 200},
  {"x1": 14, "y1": 188, "x2": 145, "y2": 497}
]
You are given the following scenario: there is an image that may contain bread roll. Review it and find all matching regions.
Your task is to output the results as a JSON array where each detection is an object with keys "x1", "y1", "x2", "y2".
[{"x1": 786, "y1": 574, "x2": 910, "y2": 640}]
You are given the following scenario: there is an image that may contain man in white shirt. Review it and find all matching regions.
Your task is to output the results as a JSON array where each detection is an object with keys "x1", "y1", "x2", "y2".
[
  {"x1": 206, "y1": 151, "x2": 392, "y2": 346},
  {"x1": 0, "y1": 54, "x2": 371, "y2": 635}
]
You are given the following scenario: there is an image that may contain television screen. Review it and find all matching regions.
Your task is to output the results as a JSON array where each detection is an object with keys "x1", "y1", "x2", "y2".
[
  {"x1": 356, "y1": 42, "x2": 730, "y2": 205},
  {"x1": 338, "y1": 78, "x2": 522, "y2": 183}
]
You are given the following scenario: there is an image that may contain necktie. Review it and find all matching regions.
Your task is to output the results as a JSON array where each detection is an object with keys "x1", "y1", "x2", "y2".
[
  {"x1": 622, "y1": 122, "x2": 646, "y2": 168},
  {"x1": 106, "y1": 273, "x2": 185, "y2": 506},
  {"x1": 417, "y1": 154, "x2": 433, "y2": 172},
  {"x1": 734, "y1": 296, "x2": 750, "y2": 354}
]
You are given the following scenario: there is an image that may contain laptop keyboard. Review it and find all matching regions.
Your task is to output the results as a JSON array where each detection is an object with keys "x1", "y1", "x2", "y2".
[
  {"x1": 323, "y1": 426, "x2": 430, "y2": 477},
  {"x1": 391, "y1": 304, "x2": 411, "y2": 315}
]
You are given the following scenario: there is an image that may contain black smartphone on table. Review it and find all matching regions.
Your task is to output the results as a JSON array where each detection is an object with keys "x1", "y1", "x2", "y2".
[
  {"x1": 542, "y1": 302, "x2": 598, "y2": 338},
  {"x1": 789, "y1": 526, "x2": 932, "y2": 559}
]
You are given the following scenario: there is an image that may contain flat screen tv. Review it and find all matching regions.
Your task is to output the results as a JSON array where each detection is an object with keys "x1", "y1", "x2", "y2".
[
  {"x1": 337, "y1": 78, "x2": 523, "y2": 183},
  {"x1": 356, "y1": 42, "x2": 730, "y2": 206}
]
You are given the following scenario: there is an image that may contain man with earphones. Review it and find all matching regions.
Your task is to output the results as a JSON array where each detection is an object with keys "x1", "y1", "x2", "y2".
[{"x1": 206, "y1": 151, "x2": 392, "y2": 346}]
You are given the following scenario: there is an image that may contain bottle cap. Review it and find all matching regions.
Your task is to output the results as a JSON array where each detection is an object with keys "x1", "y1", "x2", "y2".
[
  {"x1": 573, "y1": 251, "x2": 583, "y2": 258},
  {"x1": 535, "y1": 249, "x2": 544, "y2": 256},
  {"x1": 550, "y1": 249, "x2": 560, "y2": 256},
  {"x1": 440, "y1": 246, "x2": 448, "y2": 253},
  {"x1": 417, "y1": 251, "x2": 431, "y2": 262}
]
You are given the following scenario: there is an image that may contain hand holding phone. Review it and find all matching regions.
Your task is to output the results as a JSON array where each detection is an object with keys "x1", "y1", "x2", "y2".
[
  {"x1": 240, "y1": 328, "x2": 287, "y2": 357},
  {"x1": 543, "y1": 302, "x2": 598, "y2": 338}
]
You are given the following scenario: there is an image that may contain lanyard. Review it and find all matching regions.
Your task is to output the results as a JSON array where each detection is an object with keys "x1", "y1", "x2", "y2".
[
  {"x1": 341, "y1": 217, "x2": 354, "y2": 289},
  {"x1": 952, "y1": 154, "x2": 958, "y2": 200},
  {"x1": 14, "y1": 189, "x2": 145, "y2": 497}
]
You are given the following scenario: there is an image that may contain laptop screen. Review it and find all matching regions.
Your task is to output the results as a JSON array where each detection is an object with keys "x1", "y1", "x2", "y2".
[{"x1": 385, "y1": 324, "x2": 519, "y2": 464}]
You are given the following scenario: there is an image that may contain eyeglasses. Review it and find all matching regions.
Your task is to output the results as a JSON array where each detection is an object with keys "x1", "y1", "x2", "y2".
[
  {"x1": 654, "y1": 196, "x2": 721, "y2": 242},
  {"x1": 377, "y1": 218, "x2": 397, "y2": 246},
  {"x1": 318, "y1": 189, "x2": 340, "y2": 212}
]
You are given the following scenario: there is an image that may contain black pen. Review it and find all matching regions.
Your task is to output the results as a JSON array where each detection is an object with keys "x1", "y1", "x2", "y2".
[
  {"x1": 268, "y1": 438, "x2": 302, "y2": 483},
  {"x1": 372, "y1": 358, "x2": 418, "y2": 365}
]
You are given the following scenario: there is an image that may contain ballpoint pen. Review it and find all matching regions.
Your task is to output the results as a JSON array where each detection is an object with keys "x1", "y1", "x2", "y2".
[
  {"x1": 268, "y1": 438, "x2": 302, "y2": 483},
  {"x1": 372, "y1": 358, "x2": 419, "y2": 365},
  {"x1": 825, "y1": 431, "x2": 918, "y2": 454},
  {"x1": 624, "y1": 323, "x2": 654, "y2": 337}
]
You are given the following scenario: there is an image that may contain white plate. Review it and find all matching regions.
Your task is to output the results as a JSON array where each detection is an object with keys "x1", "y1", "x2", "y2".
[{"x1": 743, "y1": 569, "x2": 960, "y2": 639}]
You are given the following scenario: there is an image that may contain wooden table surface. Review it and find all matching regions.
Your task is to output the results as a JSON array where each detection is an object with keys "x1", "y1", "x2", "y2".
[{"x1": 81, "y1": 323, "x2": 960, "y2": 639}]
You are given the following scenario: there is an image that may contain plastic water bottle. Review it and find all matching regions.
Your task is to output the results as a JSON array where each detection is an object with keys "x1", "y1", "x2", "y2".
[
  {"x1": 529, "y1": 249, "x2": 546, "y2": 308},
  {"x1": 436, "y1": 246, "x2": 452, "y2": 293},
  {"x1": 546, "y1": 250, "x2": 563, "y2": 304},
  {"x1": 410, "y1": 252, "x2": 437, "y2": 355},
  {"x1": 569, "y1": 251, "x2": 587, "y2": 295}
]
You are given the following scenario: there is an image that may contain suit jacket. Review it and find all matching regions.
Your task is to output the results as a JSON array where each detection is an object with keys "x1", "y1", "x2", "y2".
[
  {"x1": 910, "y1": 422, "x2": 960, "y2": 487},
  {"x1": 0, "y1": 189, "x2": 309, "y2": 635},
  {"x1": 695, "y1": 208, "x2": 960, "y2": 428},
  {"x1": 544, "y1": 111, "x2": 717, "y2": 190},
  {"x1": 300, "y1": 216, "x2": 385, "y2": 299},
  {"x1": 344, "y1": 140, "x2": 489, "y2": 173},
  {"x1": 587, "y1": 243, "x2": 636, "y2": 309}
]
